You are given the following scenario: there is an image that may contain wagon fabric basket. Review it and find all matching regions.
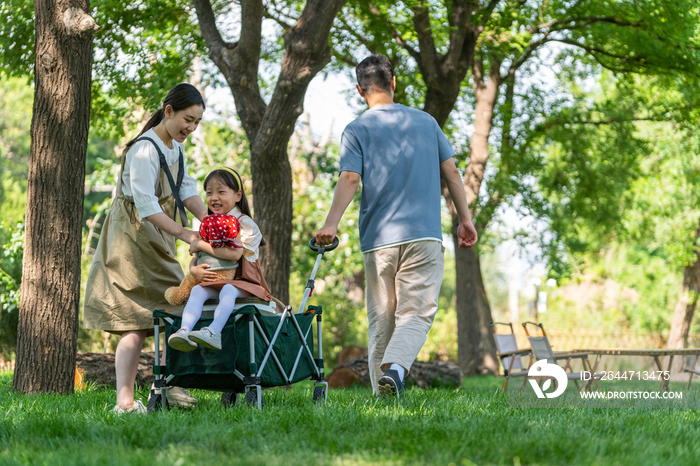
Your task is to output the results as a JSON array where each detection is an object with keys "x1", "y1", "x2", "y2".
[{"x1": 153, "y1": 302, "x2": 321, "y2": 393}]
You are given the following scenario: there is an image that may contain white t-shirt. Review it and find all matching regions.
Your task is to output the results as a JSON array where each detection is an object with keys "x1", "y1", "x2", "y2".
[{"x1": 121, "y1": 128, "x2": 199, "y2": 219}]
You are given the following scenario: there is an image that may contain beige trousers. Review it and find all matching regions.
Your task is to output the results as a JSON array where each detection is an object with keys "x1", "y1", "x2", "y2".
[{"x1": 363, "y1": 240, "x2": 445, "y2": 393}]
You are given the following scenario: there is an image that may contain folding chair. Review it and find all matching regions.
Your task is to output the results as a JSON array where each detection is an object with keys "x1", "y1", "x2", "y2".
[
  {"x1": 522, "y1": 322, "x2": 603, "y2": 392},
  {"x1": 490, "y1": 322, "x2": 533, "y2": 392},
  {"x1": 684, "y1": 355, "x2": 700, "y2": 391}
]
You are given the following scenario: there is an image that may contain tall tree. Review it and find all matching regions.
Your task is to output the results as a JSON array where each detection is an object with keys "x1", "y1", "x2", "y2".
[
  {"x1": 331, "y1": 0, "x2": 700, "y2": 374},
  {"x1": 192, "y1": 0, "x2": 347, "y2": 304},
  {"x1": 12, "y1": 0, "x2": 99, "y2": 393}
]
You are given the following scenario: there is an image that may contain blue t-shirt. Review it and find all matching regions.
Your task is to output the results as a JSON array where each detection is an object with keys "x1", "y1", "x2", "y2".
[{"x1": 340, "y1": 104, "x2": 455, "y2": 252}]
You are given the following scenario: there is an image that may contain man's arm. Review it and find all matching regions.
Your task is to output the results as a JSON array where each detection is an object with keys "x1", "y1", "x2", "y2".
[
  {"x1": 440, "y1": 158, "x2": 478, "y2": 248},
  {"x1": 315, "y1": 171, "x2": 361, "y2": 246}
]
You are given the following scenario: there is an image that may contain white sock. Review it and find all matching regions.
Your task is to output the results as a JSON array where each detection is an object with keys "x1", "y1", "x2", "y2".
[
  {"x1": 390, "y1": 363, "x2": 405, "y2": 381},
  {"x1": 208, "y1": 284, "x2": 240, "y2": 334},
  {"x1": 181, "y1": 285, "x2": 218, "y2": 332}
]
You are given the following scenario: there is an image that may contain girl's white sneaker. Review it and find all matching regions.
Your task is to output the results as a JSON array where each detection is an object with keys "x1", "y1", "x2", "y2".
[
  {"x1": 168, "y1": 328, "x2": 197, "y2": 352},
  {"x1": 188, "y1": 327, "x2": 222, "y2": 350}
]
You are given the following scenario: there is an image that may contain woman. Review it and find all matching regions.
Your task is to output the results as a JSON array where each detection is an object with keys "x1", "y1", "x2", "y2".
[{"x1": 84, "y1": 83, "x2": 208, "y2": 413}]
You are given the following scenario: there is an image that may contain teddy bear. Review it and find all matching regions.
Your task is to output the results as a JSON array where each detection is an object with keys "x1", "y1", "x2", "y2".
[{"x1": 164, "y1": 213, "x2": 241, "y2": 306}]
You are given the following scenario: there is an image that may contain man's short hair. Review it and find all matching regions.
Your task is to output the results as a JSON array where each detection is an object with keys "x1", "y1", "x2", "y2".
[{"x1": 356, "y1": 55, "x2": 394, "y2": 94}]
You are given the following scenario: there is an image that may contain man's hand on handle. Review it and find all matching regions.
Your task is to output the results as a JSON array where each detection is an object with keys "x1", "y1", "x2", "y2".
[
  {"x1": 457, "y1": 220, "x2": 478, "y2": 248},
  {"x1": 316, "y1": 224, "x2": 338, "y2": 247}
]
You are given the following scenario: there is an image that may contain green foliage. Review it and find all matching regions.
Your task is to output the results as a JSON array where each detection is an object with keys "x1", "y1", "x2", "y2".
[
  {"x1": 1, "y1": 0, "x2": 207, "y2": 140},
  {"x1": 624, "y1": 119, "x2": 700, "y2": 268},
  {"x1": 89, "y1": 0, "x2": 208, "y2": 139},
  {"x1": 0, "y1": 76, "x2": 32, "y2": 224},
  {"x1": 544, "y1": 243, "x2": 682, "y2": 334},
  {"x1": 0, "y1": 223, "x2": 23, "y2": 358},
  {"x1": 531, "y1": 72, "x2": 700, "y2": 333},
  {"x1": 0, "y1": 0, "x2": 33, "y2": 79}
]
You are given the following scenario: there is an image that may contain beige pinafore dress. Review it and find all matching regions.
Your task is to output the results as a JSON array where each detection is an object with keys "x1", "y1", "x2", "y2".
[{"x1": 83, "y1": 141, "x2": 187, "y2": 334}]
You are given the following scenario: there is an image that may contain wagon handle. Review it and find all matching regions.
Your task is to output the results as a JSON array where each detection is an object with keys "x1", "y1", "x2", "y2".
[{"x1": 309, "y1": 237, "x2": 339, "y2": 253}]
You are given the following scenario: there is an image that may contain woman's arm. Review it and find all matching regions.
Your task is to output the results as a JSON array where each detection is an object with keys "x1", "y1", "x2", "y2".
[
  {"x1": 189, "y1": 240, "x2": 244, "y2": 261},
  {"x1": 183, "y1": 195, "x2": 207, "y2": 222},
  {"x1": 146, "y1": 212, "x2": 199, "y2": 243}
]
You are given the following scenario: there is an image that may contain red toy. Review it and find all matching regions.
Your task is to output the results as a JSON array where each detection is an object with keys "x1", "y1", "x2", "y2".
[{"x1": 199, "y1": 214, "x2": 241, "y2": 249}]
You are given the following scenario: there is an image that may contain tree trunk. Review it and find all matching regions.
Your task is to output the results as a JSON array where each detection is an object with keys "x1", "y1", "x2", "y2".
[
  {"x1": 453, "y1": 57, "x2": 501, "y2": 375},
  {"x1": 667, "y1": 222, "x2": 700, "y2": 373},
  {"x1": 455, "y1": 244, "x2": 484, "y2": 374},
  {"x1": 250, "y1": 143, "x2": 293, "y2": 303},
  {"x1": 13, "y1": 0, "x2": 97, "y2": 393}
]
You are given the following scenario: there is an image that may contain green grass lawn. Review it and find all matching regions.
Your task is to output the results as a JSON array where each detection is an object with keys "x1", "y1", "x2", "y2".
[{"x1": 1, "y1": 371, "x2": 700, "y2": 466}]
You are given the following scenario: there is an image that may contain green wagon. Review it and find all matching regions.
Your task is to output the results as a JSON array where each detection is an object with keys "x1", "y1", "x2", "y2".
[{"x1": 147, "y1": 238, "x2": 338, "y2": 411}]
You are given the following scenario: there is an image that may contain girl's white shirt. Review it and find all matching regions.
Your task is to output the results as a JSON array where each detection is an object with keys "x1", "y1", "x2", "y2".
[
  {"x1": 228, "y1": 206, "x2": 262, "y2": 262},
  {"x1": 121, "y1": 128, "x2": 199, "y2": 219}
]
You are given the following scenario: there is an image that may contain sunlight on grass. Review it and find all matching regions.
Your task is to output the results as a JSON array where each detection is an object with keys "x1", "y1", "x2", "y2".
[{"x1": 1, "y1": 371, "x2": 700, "y2": 465}]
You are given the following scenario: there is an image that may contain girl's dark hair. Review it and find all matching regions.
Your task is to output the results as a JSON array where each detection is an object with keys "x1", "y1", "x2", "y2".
[
  {"x1": 125, "y1": 83, "x2": 205, "y2": 150},
  {"x1": 204, "y1": 169, "x2": 266, "y2": 246}
]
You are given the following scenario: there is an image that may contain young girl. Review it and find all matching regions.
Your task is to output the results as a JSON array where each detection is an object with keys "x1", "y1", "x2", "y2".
[{"x1": 168, "y1": 167, "x2": 271, "y2": 351}]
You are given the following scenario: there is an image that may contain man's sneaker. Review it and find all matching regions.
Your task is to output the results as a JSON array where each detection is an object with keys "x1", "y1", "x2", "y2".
[
  {"x1": 377, "y1": 369, "x2": 405, "y2": 399},
  {"x1": 168, "y1": 328, "x2": 197, "y2": 352},
  {"x1": 111, "y1": 399, "x2": 147, "y2": 414},
  {"x1": 165, "y1": 386, "x2": 197, "y2": 408},
  {"x1": 189, "y1": 327, "x2": 222, "y2": 350}
]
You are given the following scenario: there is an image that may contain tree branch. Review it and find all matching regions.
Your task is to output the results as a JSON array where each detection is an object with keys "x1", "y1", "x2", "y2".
[
  {"x1": 263, "y1": 9, "x2": 295, "y2": 31},
  {"x1": 507, "y1": 37, "x2": 552, "y2": 76},
  {"x1": 336, "y1": 15, "x2": 377, "y2": 55},
  {"x1": 552, "y1": 38, "x2": 656, "y2": 74},
  {"x1": 365, "y1": 2, "x2": 421, "y2": 62},
  {"x1": 479, "y1": 0, "x2": 502, "y2": 28},
  {"x1": 193, "y1": 0, "x2": 267, "y2": 141},
  {"x1": 192, "y1": 0, "x2": 230, "y2": 52},
  {"x1": 253, "y1": 0, "x2": 348, "y2": 156},
  {"x1": 535, "y1": 16, "x2": 642, "y2": 34},
  {"x1": 412, "y1": 0, "x2": 440, "y2": 82},
  {"x1": 443, "y1": 0, "x2": 479, "y2": 74}
]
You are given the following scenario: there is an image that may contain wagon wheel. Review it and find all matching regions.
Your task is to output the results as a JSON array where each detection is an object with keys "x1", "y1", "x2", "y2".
[
  {"x1": 312, "y1": 385, "x2": 327, "y2": 404},
  {"x1": 147, "y1": 391, "x2": 164, "y2": 413},
  {"x1": 221, "y1": 392, "x2": 237, "y2": 408},
  {"x1": 245, "y1": 389, "x2": 264, "y2": 410}
]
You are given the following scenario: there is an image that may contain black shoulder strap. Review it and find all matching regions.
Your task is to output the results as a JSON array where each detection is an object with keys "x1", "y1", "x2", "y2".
[{"x1": 134, "y1": 137, "x2": 189, "y2": 228}]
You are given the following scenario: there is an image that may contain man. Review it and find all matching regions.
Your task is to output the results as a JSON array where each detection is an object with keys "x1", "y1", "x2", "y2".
[{"x1": 316, "y1": 55, "x2": 477, "y2": 398}]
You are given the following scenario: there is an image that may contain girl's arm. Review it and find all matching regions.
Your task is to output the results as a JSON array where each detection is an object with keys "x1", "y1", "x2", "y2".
[
  {"x1": 190, "y1": 240, "x2": 244, "y2": 261},
  {"x1": 189, "y1": 255, "x2": 218, "y2": 282}
]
